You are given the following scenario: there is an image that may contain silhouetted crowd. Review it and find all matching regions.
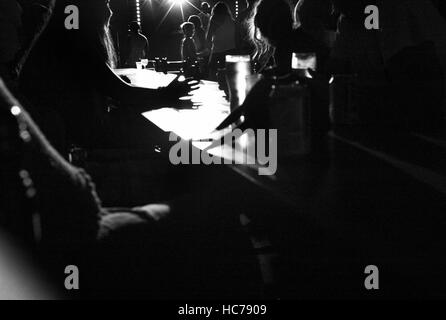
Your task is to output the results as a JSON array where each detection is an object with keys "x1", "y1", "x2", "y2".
[{"x1": 1, "y1": 0, "x2": 446, "y2": 299}]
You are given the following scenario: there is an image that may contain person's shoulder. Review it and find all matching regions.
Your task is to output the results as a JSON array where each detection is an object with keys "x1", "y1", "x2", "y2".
[{"x1": 138, "y1": 33, "x2": 148, "y2": 41}]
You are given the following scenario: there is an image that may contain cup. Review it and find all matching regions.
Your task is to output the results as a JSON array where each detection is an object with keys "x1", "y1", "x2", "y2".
[
  {"x1": 225, "y1": 55, "x2": 251, "y2": 110},
  {"x1": 136, "y1": 61, "x2": 143, "y2": 70},
  {"x1": 141, "y1": 59, "x2": 149, "y2": 69}
]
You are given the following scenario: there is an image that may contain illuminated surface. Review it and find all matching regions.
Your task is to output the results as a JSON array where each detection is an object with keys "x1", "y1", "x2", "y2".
[
  {"x1": 115, "y1": 68, "x2": 177, "y2": 88},
  {"x1": 113, "y1": 68, "x2": 263, "y2": 167},
  {"x1": 226, "y1": 55, "x2": 251, "y2": 63},
  {"x1": 114, "y1": 68, "x2": 258, "y2": 165}
]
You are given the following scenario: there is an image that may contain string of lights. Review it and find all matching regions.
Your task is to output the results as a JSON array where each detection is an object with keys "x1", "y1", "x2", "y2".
[
  {"x1": 134, "y1": 1, "x2": 243, "y2": 29},
  {"x1": 136, "y1": 0, "x2": 141, "y2": 25}
]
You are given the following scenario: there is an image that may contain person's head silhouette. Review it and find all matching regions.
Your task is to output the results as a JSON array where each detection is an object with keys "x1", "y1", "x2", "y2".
[
  {"x1": 188, "y1": 15, "x2": 202, "y2": 30},
  {"x1": 201, "y1": 2, "x2": 211, "y2": 14},
  {"x1": 181, "y1": 22, "x2": 195, "y2": 38},
  {"x1": 253, "y1": 0, "x2": 293, "y2": 47}
]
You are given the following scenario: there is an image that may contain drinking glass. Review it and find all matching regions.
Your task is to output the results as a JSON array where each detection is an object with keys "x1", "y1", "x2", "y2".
[
  {"x1": 141, "y1": 59, "x2": 149, "y2": 69},
  {"x1": 225, "y1": 55, "x2": 251, "y2": 111}
]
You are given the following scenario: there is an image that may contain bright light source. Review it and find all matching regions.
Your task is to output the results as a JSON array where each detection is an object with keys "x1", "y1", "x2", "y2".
[
  {"x1": 171, "y1": 0, "x2": 185, "y2": 5},
  {"x1": 135, "y1": 0, "x2": 142, "y2": 24},
  {"x1": 10, "y1": 106, "x2": 21, "y2": 116}
]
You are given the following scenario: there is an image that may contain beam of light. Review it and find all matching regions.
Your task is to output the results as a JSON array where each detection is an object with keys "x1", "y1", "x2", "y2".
[
  {"x1": 156, "y1": 0, "x2": 205, "y2": 30},
  {"x1": 180, "y1": 2, "x2": 185, "y2": 22},
  {"x1": 184, "y1": 0, "x2": 203, "y2": 13},
  {"x1": 156, "y1": 2, "x2": 176, "y2": 30}
]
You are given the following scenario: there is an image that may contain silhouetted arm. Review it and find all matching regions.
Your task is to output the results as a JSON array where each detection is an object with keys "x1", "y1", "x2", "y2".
[
  {"x1": 206, "y1": 16, "x2": 217, "y2": 44},
  {"x1": 92, "y1": 56, "x2": 196, "y2": 111}
]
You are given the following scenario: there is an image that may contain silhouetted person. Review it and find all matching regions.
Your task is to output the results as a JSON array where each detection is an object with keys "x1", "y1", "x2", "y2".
[
  {"x1": 294, "y1": 0, "x2": 333, "y2": 48},
  {"x1": 20, "y1": 0, "x2": 197, "y2": 151},
  {"x1": 1, "y1": 77, "x2": 175, "y2": 298},
  {"x1": 249, "y1": 0, "x2": 327, "y2": 75},
  {"x1": 188, "y1": 15, "x2": 209, "y2": 56},
  {"x1": 125, "y1": 21, "x2": 149, "y2": 68},
  {"x1": 217, "y1": 0, "x2": 329, "y2": 136},
  {"x1": 181, "y1": 22, "x2": 197, "y2": 62},
  {"x1": 199, "y1": 2, "x2": 211, "y2": 31},
  {"x1": 206, "y1": 2, "x2": 236, "y2": 79}
]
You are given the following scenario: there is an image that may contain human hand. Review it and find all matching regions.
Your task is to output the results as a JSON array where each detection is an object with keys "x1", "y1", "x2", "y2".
[{"x1": 162, "y1": 75, "x2": 200, "y2": 101}]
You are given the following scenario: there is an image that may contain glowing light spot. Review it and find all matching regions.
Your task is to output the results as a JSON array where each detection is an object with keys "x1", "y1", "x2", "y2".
[
  {"x1": 135, "y1": 0, "x2": 142, "y2": 24},
  {"x1": 26, "y1": 188, "x2": 36, "y2": 199},
  {"x1": 23, "y1": 178, "x2": 33, "y2": 188},
  {"x1": 178, "y1": 75, "x2": 186, "y2": 82},
  {"x1": 10, "y1": 106, "x2": 21, "y2": 116},
  {"x1": 20, "y1": 130, "x2": 31, "y2": 142}
]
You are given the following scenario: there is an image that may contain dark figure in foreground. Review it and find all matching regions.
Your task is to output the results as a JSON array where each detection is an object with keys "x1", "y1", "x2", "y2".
[
  {"x1": 1, "y1": 76, "x2": 263, "y2": 298},
  {"x1": 20, "y1": 0, "x2": 197, "y2": 151}
]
